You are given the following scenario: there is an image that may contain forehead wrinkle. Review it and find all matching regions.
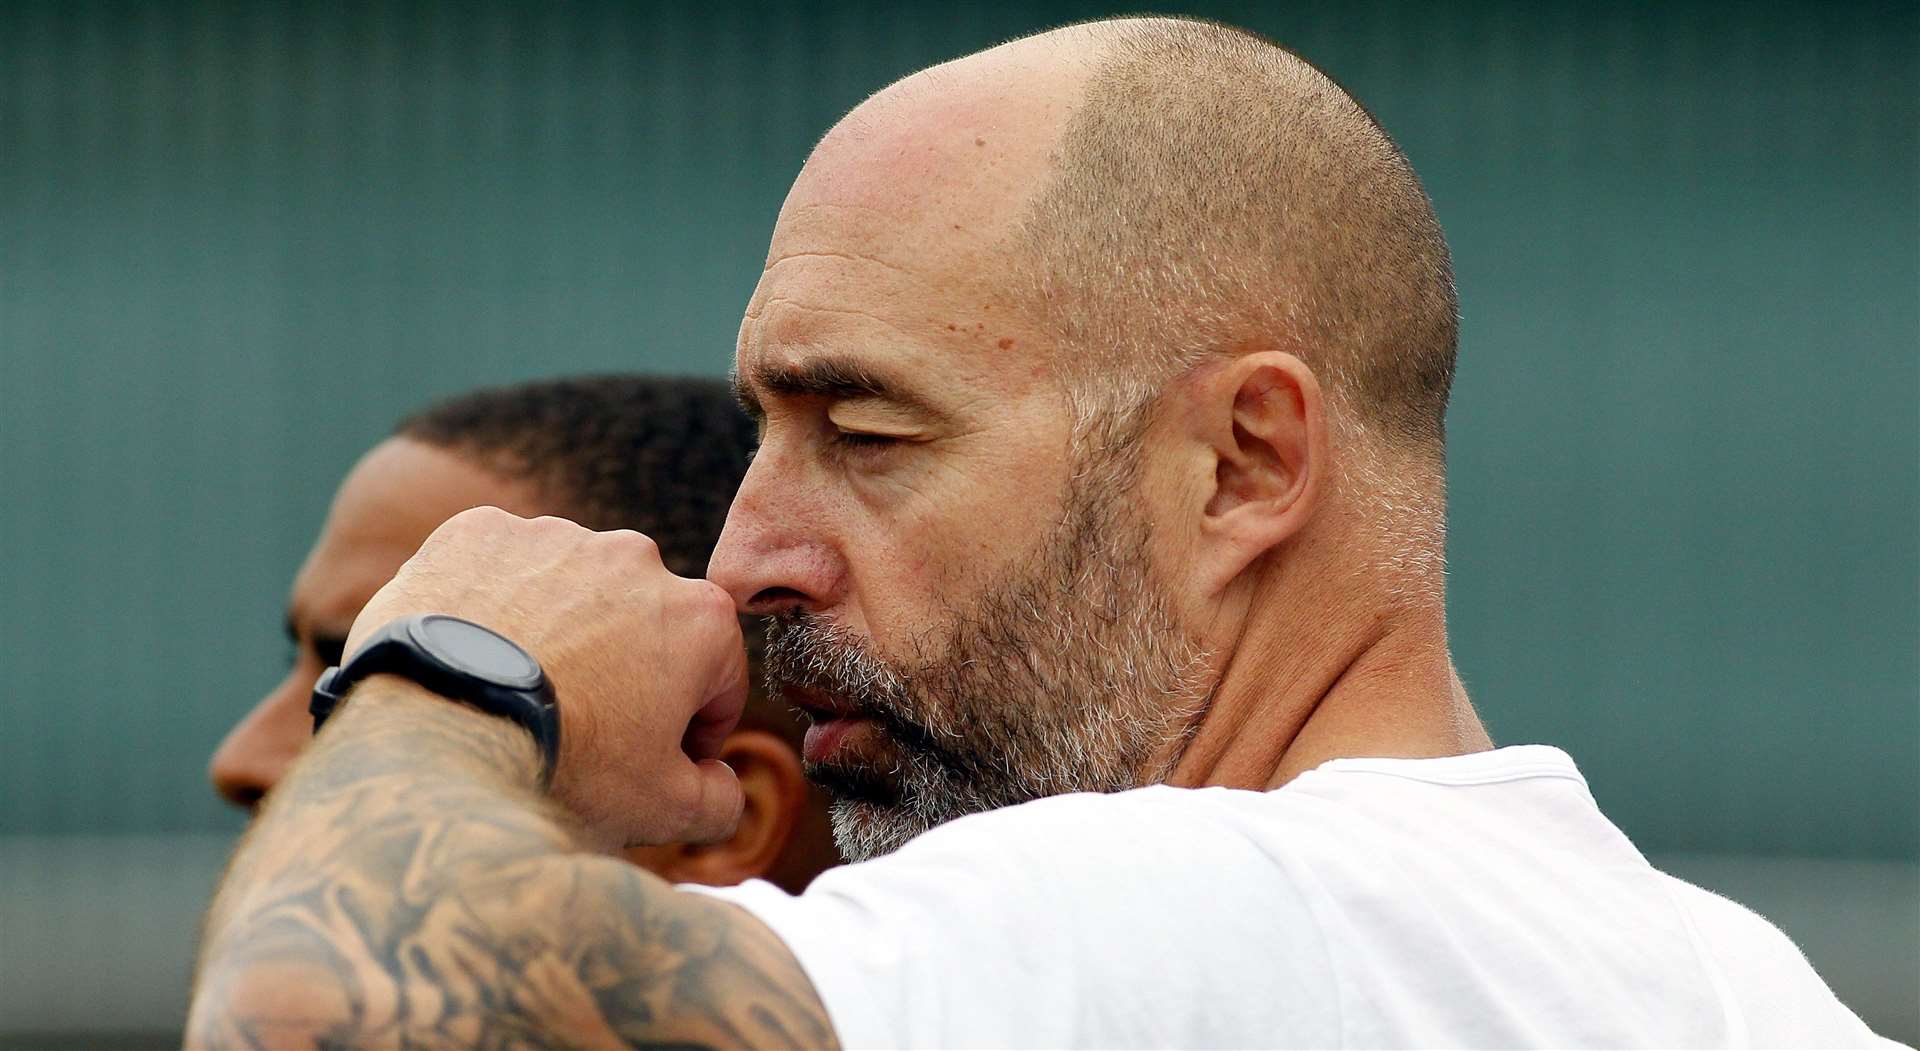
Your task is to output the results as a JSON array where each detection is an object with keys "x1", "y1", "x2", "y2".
[
  {"x1": 751, "y1": 211, "x2": 1017, "y2": 333},
  {"x1": 765, "y1": 203, "x2": 907, "y2": 257},
  {"x1": 749, "y1": 295, "x2": 918, "y2": 349},
  {"x1": 781, "y1": 199, "x2": 909, "y2": 226},
  {"x1": 765, "y1": 250, "x2": 915, "y2": 278}
]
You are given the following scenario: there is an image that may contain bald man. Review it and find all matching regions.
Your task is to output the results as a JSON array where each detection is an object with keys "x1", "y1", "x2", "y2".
[{"x1": 188, "y1": 18, "x2": 1891, "y2": 1049}]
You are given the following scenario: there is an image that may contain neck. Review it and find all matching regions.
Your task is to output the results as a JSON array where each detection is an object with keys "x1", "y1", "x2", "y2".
[{"x1": 1161, "y1": 582, "x2": 1491, "y2": 792}]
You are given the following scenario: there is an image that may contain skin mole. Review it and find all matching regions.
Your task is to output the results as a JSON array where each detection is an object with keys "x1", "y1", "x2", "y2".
[{"x1": 997, "y1": 338, "x2": 1015, "y2": 350}]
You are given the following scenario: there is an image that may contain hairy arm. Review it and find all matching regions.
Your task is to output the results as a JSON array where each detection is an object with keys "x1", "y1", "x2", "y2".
[{"x1": 188, "y1": 679, "x2": 837, "y2": 1051}]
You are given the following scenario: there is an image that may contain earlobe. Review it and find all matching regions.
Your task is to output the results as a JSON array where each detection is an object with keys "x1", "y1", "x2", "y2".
[
  {"x1": 1200, "y1": 352, "x2": 1325, "y2": 578},
  {"x1": 635, "y1": 730, "x2": 804, "y2": 889}
]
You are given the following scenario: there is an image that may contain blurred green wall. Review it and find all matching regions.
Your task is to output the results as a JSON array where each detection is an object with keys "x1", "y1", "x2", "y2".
[{"x1": 1, "y1": 0, "x2": 1913, "y2": 863}]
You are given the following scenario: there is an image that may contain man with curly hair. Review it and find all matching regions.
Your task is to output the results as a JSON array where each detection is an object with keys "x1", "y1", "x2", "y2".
[{"x1": 210, "y1": 374, "x2": 834, "y2": 893}]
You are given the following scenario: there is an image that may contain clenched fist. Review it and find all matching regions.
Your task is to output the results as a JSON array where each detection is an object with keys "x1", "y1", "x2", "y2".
[{"x1": 342, "y1": 505, "x2": 749, "y2": 851}]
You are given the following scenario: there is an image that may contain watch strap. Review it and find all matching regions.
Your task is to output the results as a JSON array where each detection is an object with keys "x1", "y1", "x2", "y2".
[{"x1": 309, "y1": 615, "x2": 561, "y2": 787}]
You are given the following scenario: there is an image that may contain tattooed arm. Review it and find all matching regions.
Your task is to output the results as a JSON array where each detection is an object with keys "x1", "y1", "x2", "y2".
[{"x1": 187, "y1": 678, "x2": 838, "y2": 1051}]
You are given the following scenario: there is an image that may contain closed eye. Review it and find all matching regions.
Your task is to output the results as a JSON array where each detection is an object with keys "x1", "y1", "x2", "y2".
[{"x1": 834, "y1": 430, "x2": 901, "y2": 449}]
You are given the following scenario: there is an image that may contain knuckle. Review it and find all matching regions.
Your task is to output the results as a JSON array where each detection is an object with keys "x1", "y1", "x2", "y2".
[
  {"x1": 698, "y1": 580, "x2": 738, "y2": 619},
  {"x1": 433, "y1": 505, "x2": 512, "y2": 543},
  {"x1": 462, "y1": 505, "x2": 514, "y2": 526},
  {"x1": 682, "y1": 579, "x2": 738, "y2": 622},
  {"x1": 605, "y1": 528, "x2": 662, "y2": 563},
  {"x1": 527, "y1": 514, "x2": 582, "y2": 536},
  {"x1": 687, "y1": 584, "x2": 745, "y2": 650}
]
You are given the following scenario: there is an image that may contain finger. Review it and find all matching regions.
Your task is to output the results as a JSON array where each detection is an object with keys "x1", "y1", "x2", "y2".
[
  {"x1": 680, "y1": 758, "x2": 745, "y2": 845},
  {"x1": 681, "y1": 659, "x2": 747, "y2": 763},
  {"x1": 676, "y1": 582, "x2": 748, "y2": 762}
]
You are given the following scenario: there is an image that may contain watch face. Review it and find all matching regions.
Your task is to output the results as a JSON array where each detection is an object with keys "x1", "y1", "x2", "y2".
[{"x1": 414, "y1": 614, "x2": 543, "y2": 687}]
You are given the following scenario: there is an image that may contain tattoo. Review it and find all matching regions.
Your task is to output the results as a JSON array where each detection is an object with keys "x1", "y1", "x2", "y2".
[{"x1": 188, "y1": 682, "x2": 837, "y2": 1050}]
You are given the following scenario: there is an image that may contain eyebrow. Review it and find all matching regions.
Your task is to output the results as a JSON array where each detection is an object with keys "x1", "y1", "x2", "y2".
[{"x1": 732, "y1": 355, "x2": 937, "y2": 422}]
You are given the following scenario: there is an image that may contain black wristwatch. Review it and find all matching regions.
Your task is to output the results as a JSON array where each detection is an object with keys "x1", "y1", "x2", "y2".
[{"x1": 310, "y1": 614, "x2": 561, "y2": 786}]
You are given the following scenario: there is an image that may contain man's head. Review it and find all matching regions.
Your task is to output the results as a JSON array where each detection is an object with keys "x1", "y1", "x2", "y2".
[
  {"x1": 211, "y1": 375, "x2": 835, "y2": 891},
  {"x1": 711, "y1": 17, "x2": 1458, "y2": 859}
]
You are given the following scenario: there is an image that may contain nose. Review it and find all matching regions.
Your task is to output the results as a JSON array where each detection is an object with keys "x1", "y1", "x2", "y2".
[
  {"x1": 708, "y1": 456, "x2": 842, "y2": 617},
  {"x1": 209, "y1": 671, "x2": 312, "y2": 810}
]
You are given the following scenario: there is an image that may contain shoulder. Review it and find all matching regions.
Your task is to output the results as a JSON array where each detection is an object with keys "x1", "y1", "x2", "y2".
[
  {"x1": 875, "y1": 784, "x2": 1339, "y2": 899},
  {"x1": 1660, "y1": 875, "x2": 1885, "y2": 1046},
  {"x1": 802, "y1": 784, "x2": 1323, "y2": 917},
  {"x1": 1663, "y1": 876, "x2": 1824, "y2": 977},
  {"x1": 691, "y1": 786, "x2": 1341, "y2": 1048},
  {"x1": 900, "y1": 783, "x2": 1272, "y2": 850},
  {"x1": 911, "y1": 781, "x2": 1337, "y2": 849}
]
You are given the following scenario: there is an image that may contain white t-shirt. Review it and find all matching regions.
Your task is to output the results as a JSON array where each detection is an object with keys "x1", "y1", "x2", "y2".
[{"x1": 689, "y1": 746, "x2": 1893, "y2": 1049}]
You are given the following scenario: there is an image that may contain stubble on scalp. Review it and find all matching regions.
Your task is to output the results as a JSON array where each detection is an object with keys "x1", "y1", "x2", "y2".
[
  {"x1": 1004, "y1": 17, "x2": 1460, "y2": 605},
  {"x1": 1009, "y1": 17, "x2": 1458, "y2": 451}
]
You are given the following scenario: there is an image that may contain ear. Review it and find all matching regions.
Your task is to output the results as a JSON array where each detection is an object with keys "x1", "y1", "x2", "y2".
[
  {"x1": 620, "y1": 729, "x2": 806, "y2": 887},
  {"x1": 1192, "y1": 350, "x2": 1327, "y2": 590}
]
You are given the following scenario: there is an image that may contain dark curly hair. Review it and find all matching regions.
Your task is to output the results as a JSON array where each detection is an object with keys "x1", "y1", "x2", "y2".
[
  {"x1": 394, "y1": 374, "x2": 755, "y2": 580},
  {"x1": 393, "y1": 374, "x2": 788, "y2": 741}
]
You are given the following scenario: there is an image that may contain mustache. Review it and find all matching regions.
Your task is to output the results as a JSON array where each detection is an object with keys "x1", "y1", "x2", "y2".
[{"x1": 762, "y1": 612, "x2": 998, "y2": 784}]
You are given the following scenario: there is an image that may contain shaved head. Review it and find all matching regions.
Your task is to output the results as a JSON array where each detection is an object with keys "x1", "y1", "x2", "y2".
[
  {"x1": 722, "y1": 15, "x2": 1468, "y2": 858},
  {"x1": 1010, "y1": 18, "x2": 1457, "y2": 458},
  {"x1": 786, "y1": 14, "x2": 1457, "y2": 484}
]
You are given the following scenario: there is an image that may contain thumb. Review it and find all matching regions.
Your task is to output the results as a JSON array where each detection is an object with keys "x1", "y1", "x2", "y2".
[{"x1": 680, "y1": 758, "x2": 745, "y2": 846}]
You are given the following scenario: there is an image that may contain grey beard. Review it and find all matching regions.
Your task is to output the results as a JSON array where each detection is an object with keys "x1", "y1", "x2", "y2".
[{"x1": 764, "y1": 469, "x2": 1214, "y2": 863}]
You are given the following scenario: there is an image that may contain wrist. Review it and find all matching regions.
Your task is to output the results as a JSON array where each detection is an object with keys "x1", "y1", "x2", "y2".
[
  {"x1": 312, "y1": 614, "x2": 561, "y2": 786},
  {"x1": 323, "y1": 675, "x2": 547, "y2": 790}
]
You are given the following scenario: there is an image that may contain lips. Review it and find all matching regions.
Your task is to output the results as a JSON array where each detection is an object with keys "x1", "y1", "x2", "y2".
[
  {"x1": 786, "y1": 684, "x2": 854, "y2": 722},
  {"x1": 786, "y1": 685, "x2": 874, "y2": 765},
  {"x1": 803, "y1": 716, "x2": 876, "y2": 765}
]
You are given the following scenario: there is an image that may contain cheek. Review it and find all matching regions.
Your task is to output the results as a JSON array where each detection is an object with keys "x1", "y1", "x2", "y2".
[
  {"x1": 835, "y1": 518, "x2": 934, "y2": 644},
  {"x1": 842, "y1": 471, "x2": 1057, "y2": 640}
]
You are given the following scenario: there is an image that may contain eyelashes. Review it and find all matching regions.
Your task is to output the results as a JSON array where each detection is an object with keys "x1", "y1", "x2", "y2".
[
  {"x1": 744, "y1": 426, "x2": 908, "y2": 466},
  {"x1": 830, "y1": 429, "x2": 911, "y2": 467},
  {"x1": 832, "y1": 431, "x2": 901, "y2": 451}
]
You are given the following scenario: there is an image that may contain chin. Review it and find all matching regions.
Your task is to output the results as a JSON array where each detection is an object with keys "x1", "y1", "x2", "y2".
[{"x1": 828, "y1": 798, "x2": 936, "y2": 863}]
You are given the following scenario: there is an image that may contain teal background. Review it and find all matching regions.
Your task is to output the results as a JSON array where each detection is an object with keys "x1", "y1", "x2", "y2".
[{"x1": 0, "y1": 0, "x2": 1914, "y2": 1043}]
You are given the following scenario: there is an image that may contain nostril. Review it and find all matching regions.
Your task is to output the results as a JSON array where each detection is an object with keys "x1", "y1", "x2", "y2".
[{"x1": 746, "y1": 586, "x2": 813, "y2": 616}]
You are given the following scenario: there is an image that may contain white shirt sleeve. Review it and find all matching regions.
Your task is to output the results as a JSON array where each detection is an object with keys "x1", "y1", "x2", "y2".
[{"x1": 683, "y1": 786, "x2": 1338, "y2": 1050}]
